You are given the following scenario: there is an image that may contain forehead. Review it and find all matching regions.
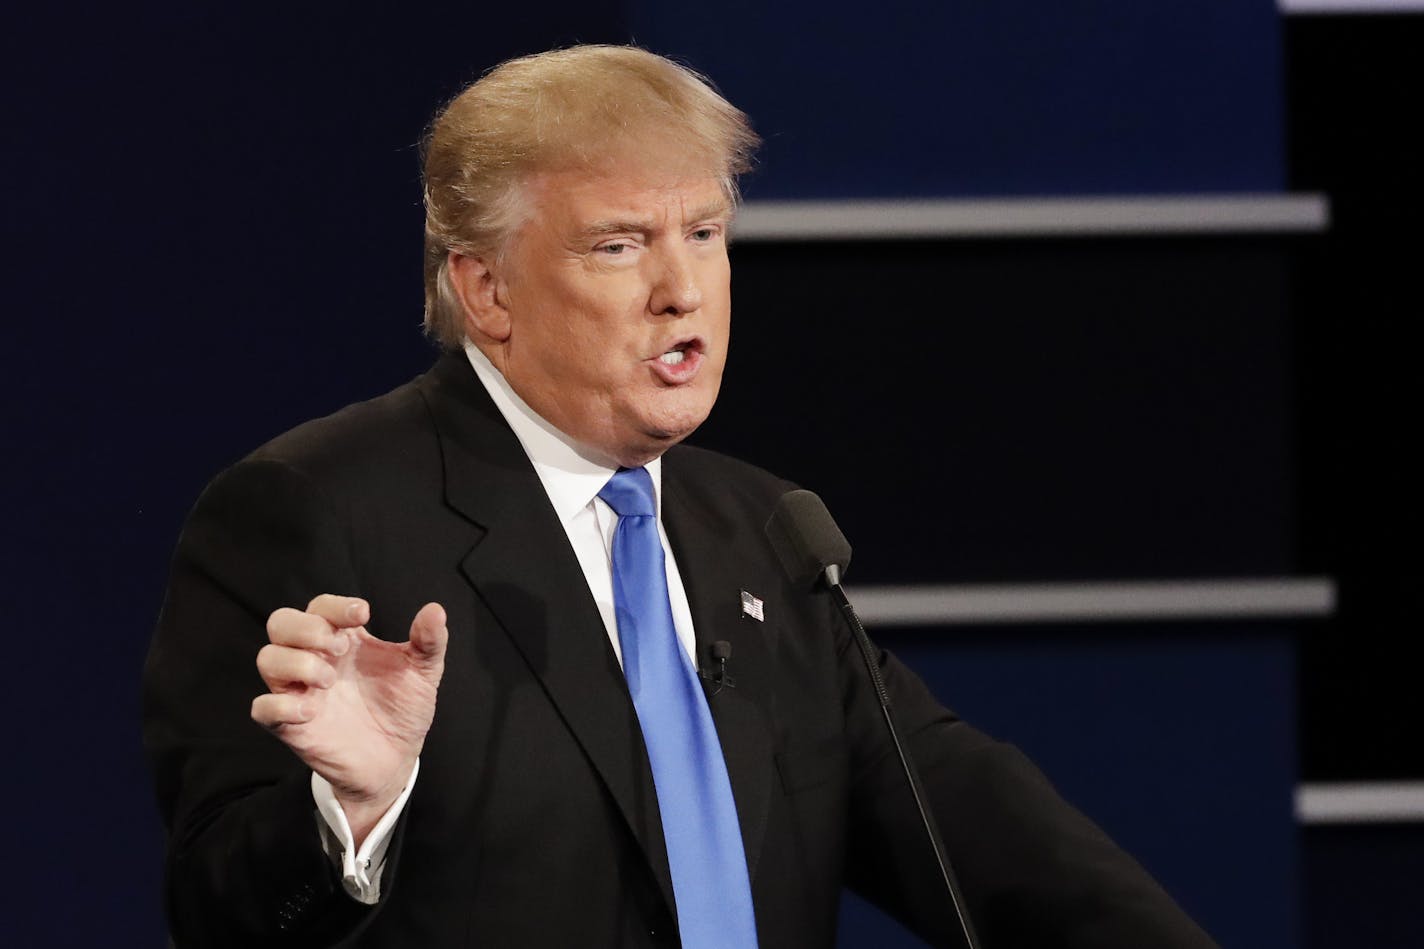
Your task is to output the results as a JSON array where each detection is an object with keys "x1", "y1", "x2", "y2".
[{"x1": 523, "y1": 168, "x2": 732, "y2": 229}]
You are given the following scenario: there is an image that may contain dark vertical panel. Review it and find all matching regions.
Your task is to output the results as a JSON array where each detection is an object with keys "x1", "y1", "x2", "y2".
[
  {"x1": 1286, "y1": 14, "x2": 1424, "y2": 947},
  {"x1": 1288, "y1": 15, "x2": 1424, "y2": 781}
]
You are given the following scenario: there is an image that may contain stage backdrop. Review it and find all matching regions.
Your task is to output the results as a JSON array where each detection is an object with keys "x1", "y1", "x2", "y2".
[{"x1": 5, "y1": 3, "x2": 1292, "y2": 946}]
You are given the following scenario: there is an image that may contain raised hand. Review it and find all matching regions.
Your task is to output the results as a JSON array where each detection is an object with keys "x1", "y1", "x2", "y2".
[{"x1": 251, "y1": 595, "x2": 448, "y2": 842}]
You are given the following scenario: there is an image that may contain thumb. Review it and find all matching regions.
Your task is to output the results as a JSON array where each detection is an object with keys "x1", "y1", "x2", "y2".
[{"x1": 407, "y1": 601, "x2": 448, "y2": 664}]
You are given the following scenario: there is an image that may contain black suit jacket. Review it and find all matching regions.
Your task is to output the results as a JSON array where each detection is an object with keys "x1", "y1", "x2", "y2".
[{"x1": 144, "y1": 352, "x2": 1216, "y2": 948}]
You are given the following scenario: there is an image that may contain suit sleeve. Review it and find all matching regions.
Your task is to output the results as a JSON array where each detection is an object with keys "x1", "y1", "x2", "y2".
[
  {"x1": 143, "y1": 457, "x2": 397, "y2": 948},
  {"x1": 832, "y1": 601, "x2": 1218, "y2": 949}
]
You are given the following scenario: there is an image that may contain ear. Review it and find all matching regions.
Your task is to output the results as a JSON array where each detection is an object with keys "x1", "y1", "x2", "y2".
[{"x1": 447, "y1": 251, "x2": 512, "y2": 342}]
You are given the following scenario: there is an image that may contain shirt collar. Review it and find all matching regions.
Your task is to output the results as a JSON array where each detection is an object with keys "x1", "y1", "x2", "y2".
[{"x1": 462, "y1": 339, "x2": 663, "y2": 524}]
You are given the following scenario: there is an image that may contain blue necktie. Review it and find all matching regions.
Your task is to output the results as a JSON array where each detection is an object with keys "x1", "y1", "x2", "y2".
[{"x1": 599, "y1": 467, "x2": 759, "y2": 948}]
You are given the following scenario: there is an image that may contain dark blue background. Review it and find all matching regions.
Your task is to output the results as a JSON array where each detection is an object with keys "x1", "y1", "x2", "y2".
[
  {"x1": 5, "y1": 3, "x2": 1298, "y2": 945},
  {"x1": 632, "y1": 1, "x2": 1282, "y2": 198}
]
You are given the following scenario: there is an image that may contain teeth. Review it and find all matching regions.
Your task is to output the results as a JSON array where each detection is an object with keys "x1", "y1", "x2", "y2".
[{"x1": 659, "y1": 350, "x2": 686, "y2": 365}]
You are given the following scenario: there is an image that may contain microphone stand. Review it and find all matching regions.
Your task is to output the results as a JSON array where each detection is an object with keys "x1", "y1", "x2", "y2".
[{"x1": 825, "y1": 564, "x2": 983, "y2": 949}]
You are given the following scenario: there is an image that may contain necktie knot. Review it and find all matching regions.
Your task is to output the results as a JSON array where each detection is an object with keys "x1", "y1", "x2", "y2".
[{"x1": 598, "y1": 467, "x2": 656, "y2": 519}]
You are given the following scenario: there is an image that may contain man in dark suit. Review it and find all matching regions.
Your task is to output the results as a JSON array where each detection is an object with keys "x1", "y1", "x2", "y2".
[{"x1": 144, "y1": 46, "x2": 1216, "y2": 948}]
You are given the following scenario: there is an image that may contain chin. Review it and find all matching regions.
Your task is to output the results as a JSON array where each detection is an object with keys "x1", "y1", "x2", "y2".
[
  {"x1": 653, "y1": 401, "x2": 713, "y2": 441},
  {"x1": 611, "y1": 385, "x2": 718, "y2": 460},
  {"x1": 618, "y1": 411, "x2": 706, "y2": 464}
]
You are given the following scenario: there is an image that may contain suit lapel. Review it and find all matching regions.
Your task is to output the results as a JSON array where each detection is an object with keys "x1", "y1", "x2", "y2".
[
  {"x1": 417, "y1": 354, "x2": 676, "y2": 912},
  {"x1": 662, "y1": 455, "x2": 778, "y2": 882}
]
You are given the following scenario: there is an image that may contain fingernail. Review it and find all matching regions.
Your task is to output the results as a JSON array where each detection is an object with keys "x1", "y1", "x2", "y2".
[
  {"x1": 347, "y1": 601, "x2": 364, "y2": 620},
  {"x1": 331, "y1": 634, "x2": 350, "y2": 656},
  {"x1": 298, "y1": 702, "x2": 313, "y2": 719}
]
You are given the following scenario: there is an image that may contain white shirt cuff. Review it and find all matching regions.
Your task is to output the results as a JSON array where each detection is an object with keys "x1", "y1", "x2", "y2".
[{"x1": 311, "y1": 760, "x2": 419, "y2": 905}]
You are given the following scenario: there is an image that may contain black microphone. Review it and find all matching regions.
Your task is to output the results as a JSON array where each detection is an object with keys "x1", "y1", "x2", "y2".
[
  {"x1": 701, "y1": 640, "x2": 735, "y2": 694},
  {"x1": 765, "y1": 489, "x2": 853, "y2": 590},
  {"x1": 765, "y1": 490, "x2": 982, "y2": 949}
]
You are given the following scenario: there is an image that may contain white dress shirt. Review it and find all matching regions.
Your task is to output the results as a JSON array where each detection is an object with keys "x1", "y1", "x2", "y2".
[{"x1": 313, "y1": 340, "x2": 701, "y2": 903}]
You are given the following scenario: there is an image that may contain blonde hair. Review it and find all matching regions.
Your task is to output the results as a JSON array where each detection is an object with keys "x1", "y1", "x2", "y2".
[{"x1": 420, "y1": 45, "x2": 760, "y2": 350}]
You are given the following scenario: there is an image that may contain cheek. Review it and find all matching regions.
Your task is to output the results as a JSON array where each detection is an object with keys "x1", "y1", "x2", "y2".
[{"x1": 536, "y1": 300, "x2": 619, "y2": 368}]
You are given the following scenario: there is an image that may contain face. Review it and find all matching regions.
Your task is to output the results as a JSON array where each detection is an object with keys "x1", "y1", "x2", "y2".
[{"x1": 475, "y1": 169, "x2": 733, "y2": 467}]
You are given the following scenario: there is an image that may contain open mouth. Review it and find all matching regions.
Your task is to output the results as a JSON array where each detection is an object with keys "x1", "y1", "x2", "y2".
[
  {"x1": 656, "y1": 338, "x2": 702, "y2": 364},
  {"x1": 649, "y1": 337, "x2": 705, "y2": 381}
]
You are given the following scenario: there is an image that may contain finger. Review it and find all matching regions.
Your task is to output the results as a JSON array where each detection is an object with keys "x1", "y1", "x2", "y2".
[
  {"x1": 251, "y1": 691, "x2": 316, "y2": 728},
  {"x1": 256, "y1": 643, "x2": 338, "y2": 691},
  {"x1": 407, "y1": 602, "x2": 448, "y2": 663},
  {"x1": 266, "y1": 607, "x2": 351, "y2": 656},
  {"x1": 306, "y1": 594, "x2": 370, "y2": 629}
]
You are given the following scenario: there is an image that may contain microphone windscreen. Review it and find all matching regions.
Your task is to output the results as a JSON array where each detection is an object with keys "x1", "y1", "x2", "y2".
[{"x1": 765, "y1": 489, "x2": 853, "y2": 591}]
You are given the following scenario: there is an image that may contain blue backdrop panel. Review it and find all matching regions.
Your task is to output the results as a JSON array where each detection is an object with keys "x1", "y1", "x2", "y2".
[
  {"x1": 1304, "y1": 825, "x2": 1424, "y2": 949},
  {"x1": 835, "y1": 624, "x2": 1299, "y2": 947},
  {"x1": 630, "y1": 0, "x2": 1284, "y2": 198}
]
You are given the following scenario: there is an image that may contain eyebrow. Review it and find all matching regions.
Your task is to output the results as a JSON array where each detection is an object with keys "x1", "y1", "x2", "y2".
[
  {"x1": 685, "y1": 200, "x2": 734, "y2": 224},
  {"x1": 580, "y1": 219, "x2": 653, "y2": 239},
  {"x1": 578, "y1": 201, "x2": 733, "y2": 240}
]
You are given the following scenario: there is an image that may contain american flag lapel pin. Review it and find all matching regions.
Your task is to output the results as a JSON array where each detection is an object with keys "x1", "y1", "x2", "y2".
[{"x1": 740, "y1": 590, "x2": 765, "y2": 622}]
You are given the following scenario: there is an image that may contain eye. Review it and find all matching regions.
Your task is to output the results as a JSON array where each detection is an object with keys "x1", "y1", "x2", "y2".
[
  {"x1": 690, "y1": 226, "x2": 720, "y2": 243},
  {"x1": 598, "y1": 241, "x2": 631, "y2": 255}
]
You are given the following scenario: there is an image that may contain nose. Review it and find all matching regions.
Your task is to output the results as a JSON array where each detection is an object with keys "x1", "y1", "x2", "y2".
[{"x1": 647, "y1": 244, "x2": 703, "y2": 317}]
